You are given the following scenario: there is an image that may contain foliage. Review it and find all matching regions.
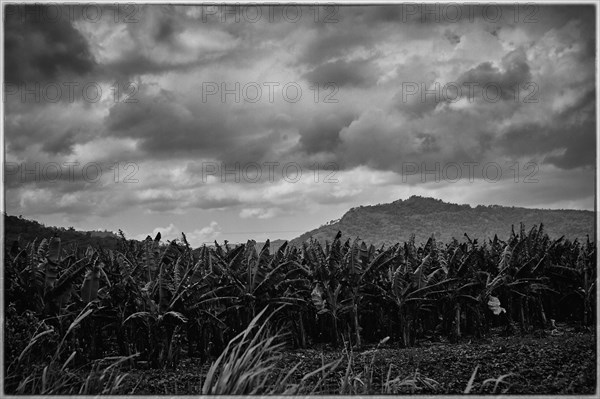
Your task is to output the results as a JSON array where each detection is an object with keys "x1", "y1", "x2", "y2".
[
  {"x1": 3, "y1": 219, "x2": 596, "y2": 394},
  {"x1": 292, "y1": 196, "x2": 594, "y2": 247}
]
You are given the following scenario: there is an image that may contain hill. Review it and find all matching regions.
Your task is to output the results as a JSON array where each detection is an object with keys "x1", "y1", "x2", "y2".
[
  {"x1": 3, "y1": 214, "x2": 122, "y2": 250},
  {"x1": 4, "y1": 196, "x2": 595, "y2": 252},
  {"x1": 290, "y1": 196, "x2": 595, "y2": 247}
]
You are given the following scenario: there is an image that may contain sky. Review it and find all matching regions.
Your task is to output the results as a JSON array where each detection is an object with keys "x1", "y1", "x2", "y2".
[{"x1": 3, "y1": 3, "x2": 597, "y2": 246}]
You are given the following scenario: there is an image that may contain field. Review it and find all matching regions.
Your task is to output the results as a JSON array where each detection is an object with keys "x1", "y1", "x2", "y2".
[
  {"x1": 123, "y1": 328, "x2": 595, "y2": 394},
  {"x1": 3, "y1": 223, "x2": 597, "y2": 394}
]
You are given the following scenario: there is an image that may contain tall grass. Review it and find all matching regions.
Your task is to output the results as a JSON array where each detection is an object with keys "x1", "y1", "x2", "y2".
[
  {"x1": 7, "y1": 302, "x2": 514, "y2": 395},
  {"x1": 463, "y1": 365, "x2": 514, "y2": 394},
  {"x1": 5, "y1": 303, "x2": 134, "y2": 395},
  {"x1": 201, "y1": 305, "x2": 342, "y2": 395},
  {"x1": 338, "y1": 335, "x2": 440, "y2": 394},
  {"x1": 199, "y1": 306, "x2": 512, "y2": 395}
]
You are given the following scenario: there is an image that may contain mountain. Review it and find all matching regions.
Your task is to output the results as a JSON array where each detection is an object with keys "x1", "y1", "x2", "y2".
[
  {"x1": 290, "y1": 196, "x2": 595, "y2": 247},
  {"x1": 4, "y1": 196, "x2": 595, "y2": 252}
]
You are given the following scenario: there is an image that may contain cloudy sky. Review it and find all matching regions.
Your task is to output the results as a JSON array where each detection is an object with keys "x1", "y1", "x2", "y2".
[{"x1": 4, "y1": 4, "x2": 596, "y2": 246}]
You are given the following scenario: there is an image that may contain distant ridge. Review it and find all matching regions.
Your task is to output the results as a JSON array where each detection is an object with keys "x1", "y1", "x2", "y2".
[
  {"x1": 5, "y1": 196, "x2": 595, "y2": 252},
  {"x1": 4, "y1": 214, "x2": 121, "y2": 250},
  {"x1": 290, "y1": 196, "x2": 595, "y2": 247}
]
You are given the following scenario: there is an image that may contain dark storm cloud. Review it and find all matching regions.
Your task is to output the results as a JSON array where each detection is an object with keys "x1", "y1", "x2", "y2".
[
  {"x1": 357, "y1": 5, "x2": 404, "y2": 23},
  {"x1": 415, "y1": 133, "x2": 440, "y2": 153},
  {"x1": 97, "y1": 7, "x2": 221, "y2": 81},
  {"x1": 393, "y1": 89, "x2": 439, "y2": 119},
  {"x1": 390, "y1": 52, "x2": 444, "y2": 119},
  {"x1": 1, "y1": 4, "x2": 238, "y2": 85},
  {"x1": 394, "y1": 48, "x2": 532, "y2": 119},
  {"x1": 296, "y1": 113, "x2": 355, "y2": 154},
  {"x1": 4, "y1": 98, "x2": 103, "y2": 160},
  {"x1": 40, "y1": 128, "x2": 78, "y2": 155},
  {"x1": 296, "y1": 27, "x2": 374, "y2": 66},
  {"x1": 106, "y1": 88, "x2": 230, "y2": 156},
  {"x1": 498, "y1": 89, "x2": 596, "y2": 169},
  {"x1": 218, "y1": 130, "x2": 284, "y2": 165},
  {"x1": 105, "y1": 85, "x2": 277, "y2": 162},
  {"x1": 4, "y1": 5, "x2": 96, "y2": 84},
  {"x1": 4, "y1": 4, "x2": 597, "y2": 227},
  {"x1": 457, "y1": 48, "x2": 532, "y2": 101},
  {"x1": 545, "y1": 121, "x2": 596, "y2": 170},
  {"x1": 302, "y1": 58, "x2": 379, "y2": 88},
  {"x1": 154, "y1": 12, "x2": 179, "y2": 43},
  {"x1": 102, "y1": 55, "x2": 206, "y2": 83},
  {"x1": 444, "y1": 30, "x2": 461, "y2": 45},
  {"x1": 499, "y1": 123, "x2": 562, "y2": 159},
  {"x1": 104, "y1": 5, "x2": 328, "y2": 81}
]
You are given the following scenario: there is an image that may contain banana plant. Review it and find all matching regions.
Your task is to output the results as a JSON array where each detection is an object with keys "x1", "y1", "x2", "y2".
[
  {"x1": 547, "y1": 243, "x2": 596, "y2": 326},
  {"x1": 214, "y1": 240, "x2": 308, "y2": 331},
  {"x1": 81, "y1": 260, "x2": 110, "y2": 303},
  {"x1": 4, "y1": 221, "x2": 596, "y2": 375},
  {"x1": 307, "y1": 233, "x2": 351, "y2": 347},
  {"x1": 7, "y1": 237, "x2": 93, "y2": 316},
  {"x1": 475, "y1": 230, "x2": 555, "y2": 333},
  {"x1": 10, "y1": 237, "x2": 62, "y2": 313},
  {"x1": 123, "y1": 307, "x2": 188, "y2": 368},
  {"x1": 340, "y1": 238, "x2": 398, "y2": 347},
  {"x1": 377, "y1": 238, "x2": 458, "y2": 346}
]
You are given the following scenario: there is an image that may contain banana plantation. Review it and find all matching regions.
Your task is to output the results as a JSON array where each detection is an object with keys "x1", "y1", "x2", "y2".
[{"x1": 4, "y1": 223, "x2": 596, "y2": 394}]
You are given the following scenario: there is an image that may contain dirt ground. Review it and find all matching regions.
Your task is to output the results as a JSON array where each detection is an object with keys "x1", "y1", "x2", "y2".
[{"x1": 121, "y1": 327, "x2": 596, "y2": 395}]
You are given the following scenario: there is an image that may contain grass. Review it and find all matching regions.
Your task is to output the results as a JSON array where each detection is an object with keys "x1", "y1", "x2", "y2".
[
  {"x1": 7, "y1": 305, "x2": 595, "y2": 395},
  {"x1": 199, "y1": 307, "x2": 469, "y2": 395},
  {"x1": 200, "y1": 306, "x2": 343, "y2": 395},
  {"x1": 122, "y1": 308, "x2": 595, "y2": 395},
  {"x1": 5, "y1": 303, "x2": 136, "y2": 395}
]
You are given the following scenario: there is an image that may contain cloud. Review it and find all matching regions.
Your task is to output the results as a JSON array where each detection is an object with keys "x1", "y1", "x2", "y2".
[
  {"x1": 456, "y1": 48, "x2": 532, "y2": 102},
  {"x1": 184, "y1": 221, "x2": 222, "y2": 246},
  {"x1": 295, "y1": 113, "x2": 355, "y2": 155},
  {"x1": 295, "y1": 25, "x2": 375, "y2": 66},
  {"x1": 4, "y1": 5, "x2": 96, "y2": 84},
  {"x1": 134, "y1": 221, "x2": 221, "y2": 247},
  {"x1": 239, "y1": 208, "x2": 282, "y2": 219},
  {"x1": 4, "y1": 4, "x2": 596, "y2": 238},
  {"x1": 105, "y1": 86, "x2": 235, "y2": 158},
  {"x1": 444, "y1": 30, "x2": 461, "y2": 45},
  {"x1": 302, "y1": 58, "x2": 379, "y2": 88}
]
